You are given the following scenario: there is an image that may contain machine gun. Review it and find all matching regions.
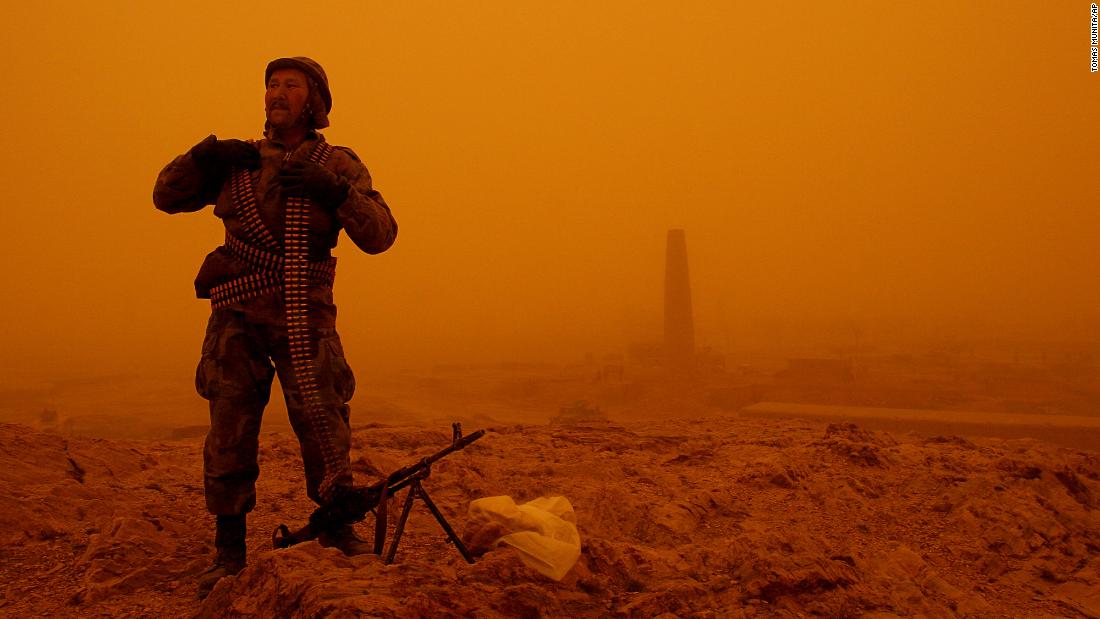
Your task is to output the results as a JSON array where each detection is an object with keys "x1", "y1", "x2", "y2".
[{"x1": 272, "y1": 423, "x2": 486, "y2": 564}]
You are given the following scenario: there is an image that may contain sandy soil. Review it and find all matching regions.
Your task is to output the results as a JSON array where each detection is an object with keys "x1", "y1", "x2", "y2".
[{"x1": 1, "y1": 410, "x2": 1098, "y2": 618}]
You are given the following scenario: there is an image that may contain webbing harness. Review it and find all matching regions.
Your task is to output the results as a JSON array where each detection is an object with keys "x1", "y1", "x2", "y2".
[{"x1": 212, "y1": 139, "x2": 350, "y2": 502}]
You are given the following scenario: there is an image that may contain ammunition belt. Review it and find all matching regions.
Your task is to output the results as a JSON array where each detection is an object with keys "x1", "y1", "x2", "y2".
[
  {"x1": 283, "y1": 142, "x2": 349, "y2": 501},
  {"x1": 207, "y1": 253, "x2": 337, "y2": 309},
  {"x1": 230, "y1": 163, "x2": 279, "y2": 251},
  {"x1": 219, "y1": 139, "x2": 351, "y2": 502}
]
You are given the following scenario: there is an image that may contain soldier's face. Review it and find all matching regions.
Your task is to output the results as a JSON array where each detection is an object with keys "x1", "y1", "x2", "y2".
[{"x1": 265, "y1": 68, "x2": 311, "y2": 129}]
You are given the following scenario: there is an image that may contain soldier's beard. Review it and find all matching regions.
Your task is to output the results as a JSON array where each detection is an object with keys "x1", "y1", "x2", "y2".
[{"x1": 266, "y1": 110, "x2": 311, "y2": 139}]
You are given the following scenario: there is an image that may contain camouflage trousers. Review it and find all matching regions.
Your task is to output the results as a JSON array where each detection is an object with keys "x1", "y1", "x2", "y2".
[{"x1": 196, "y1": 308, "x2": 356, "y2": 515}]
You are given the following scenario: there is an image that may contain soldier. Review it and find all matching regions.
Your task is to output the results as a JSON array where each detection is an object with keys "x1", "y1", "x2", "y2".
[{"x1": 153, "y1": 57, "x2": 397, "y2": 598}]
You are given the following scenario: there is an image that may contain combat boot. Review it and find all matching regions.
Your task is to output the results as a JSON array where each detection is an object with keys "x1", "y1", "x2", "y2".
[
  {"x1": 197, "y1": 514, "x2": 247, "y2": 600},
  {"x1": 318, "y1": 523, "x2": 374, "y2": 557}
]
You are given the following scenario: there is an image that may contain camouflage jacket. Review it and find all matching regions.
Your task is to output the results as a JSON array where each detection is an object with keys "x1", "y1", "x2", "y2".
[{"x1": 153, "y1": 131, "x2": 397, "y2": 327}]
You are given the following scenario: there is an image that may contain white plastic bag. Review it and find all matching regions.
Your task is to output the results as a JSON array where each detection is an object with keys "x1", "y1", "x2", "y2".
[{"x1": 468, "y1": 495, "x2": 581, "y2": 581}]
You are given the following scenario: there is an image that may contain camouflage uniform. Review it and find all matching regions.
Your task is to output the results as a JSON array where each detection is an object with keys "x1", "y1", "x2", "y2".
[{"x1": 154, "y1": 128, "x2": 397, "y2": 516}]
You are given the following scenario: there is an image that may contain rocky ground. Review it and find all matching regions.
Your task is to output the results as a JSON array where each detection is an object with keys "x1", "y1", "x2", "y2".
[{"x1": 1, "y1": 414, "x2": 1099, "y2": 618}]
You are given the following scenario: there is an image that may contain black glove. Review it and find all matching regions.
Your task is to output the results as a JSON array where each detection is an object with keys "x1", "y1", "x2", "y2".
[
  {"x1": 189, "y1": 135, "x2": 260, "y2": 177},
  {"x1": 277, "y1": 160, "x2": 350, "y2": 209}
]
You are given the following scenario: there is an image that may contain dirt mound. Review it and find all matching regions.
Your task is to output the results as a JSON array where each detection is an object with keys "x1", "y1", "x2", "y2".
[
  {"x1": 1, "y1": 418, "x2": 1098, "y2": 617},
  {"x1": 0, "y1": 423, "x2": 165, "y2": 544}
]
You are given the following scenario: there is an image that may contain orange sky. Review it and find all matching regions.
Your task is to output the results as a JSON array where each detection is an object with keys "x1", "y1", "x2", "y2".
[{"x1": 1, "y1": 2, "x2": 1098, "y2": 383}]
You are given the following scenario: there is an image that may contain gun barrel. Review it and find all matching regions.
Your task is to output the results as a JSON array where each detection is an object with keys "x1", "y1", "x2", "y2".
[
  {"x1": 378, "y1": 429, "x2": 486, "y2": 493},
  {"x1": 433, "y1": 429, "x2": 486, "y2": 463}
]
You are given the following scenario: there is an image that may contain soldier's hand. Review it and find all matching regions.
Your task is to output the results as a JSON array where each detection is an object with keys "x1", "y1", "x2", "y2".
[
  {"x1": 217, "y1": 139, "x2": 261, "y2": 170},
  {"x1": 190, "y1": 135, "x2": 261, "y2": 176},
  {"x1": 277, "y1": 160, "x2": 350, "y2": 209}
]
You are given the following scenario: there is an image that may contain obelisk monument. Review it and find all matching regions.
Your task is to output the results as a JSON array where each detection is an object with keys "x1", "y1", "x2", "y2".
[{"x1": 664, "y1": 229, "x2": 695, "y2": 366}]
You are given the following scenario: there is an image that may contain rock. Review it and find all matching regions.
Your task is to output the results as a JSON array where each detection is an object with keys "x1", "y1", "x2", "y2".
[
  {"x1": 1053, "y1": 567, "x2": 1100, "y2": 619},
  {"x1": 815, "y1": 424, "x2": 894, "y2": 467},
  {"x1": 72, "y1": 517, "x2": 185, "y2": 603},
  {"x1": 737, "y1": 532, "x2": 858, "y2": 607}
]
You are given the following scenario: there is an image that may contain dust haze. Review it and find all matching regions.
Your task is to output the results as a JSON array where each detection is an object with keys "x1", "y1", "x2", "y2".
[
  {"x1": 1, "y1": 2, "x2": 1098, "y2": 436},
  {"x1": 1, "y1": 2, "x2": 1098, "y2": 438}
]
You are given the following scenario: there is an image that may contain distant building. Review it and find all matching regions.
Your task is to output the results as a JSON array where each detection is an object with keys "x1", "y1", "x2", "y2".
[
  {"x1": 779, "y1": 358, "x2": 854, "y2": 383},
  {"x1": 664, "y1": 229, "x2": 695, "y2": 367}
]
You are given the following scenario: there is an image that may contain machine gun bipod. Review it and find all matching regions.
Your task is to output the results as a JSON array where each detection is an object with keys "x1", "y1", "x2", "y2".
[{"x1": 272, "y1": 423, "x2": 485, "y2": 565}]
